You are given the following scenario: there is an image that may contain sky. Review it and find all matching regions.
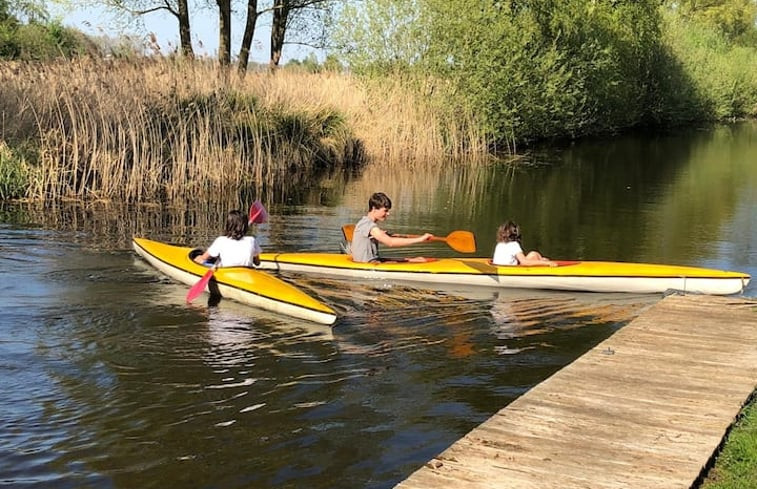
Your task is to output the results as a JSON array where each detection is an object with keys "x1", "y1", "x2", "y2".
[{"x1": 50, "y1": 2, "x2": 318, "y2": 63}]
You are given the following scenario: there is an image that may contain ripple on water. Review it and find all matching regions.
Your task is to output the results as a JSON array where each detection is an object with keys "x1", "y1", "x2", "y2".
[{"x1": 0, "y1": 225, "x2": 658, "y2": 489}]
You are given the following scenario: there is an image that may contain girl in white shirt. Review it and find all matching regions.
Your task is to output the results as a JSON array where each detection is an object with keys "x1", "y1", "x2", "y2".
[
  {"x1": 492, "y1": 221, "x2": 556, "y2": 267},
  {"x1": 194, "y1": 210, "x2": 262, "y2": 267}
]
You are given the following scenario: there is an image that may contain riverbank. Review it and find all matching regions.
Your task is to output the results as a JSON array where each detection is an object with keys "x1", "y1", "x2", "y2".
[
  {"x1": 698, "y1": 392, "x2": 757, "y2": 489},
  {"x1": 2, "y1": 25, "x2": 756, "y2": 205},
  {"x1": 0, "y1": 59, "x2": 488, "y2": 203}
]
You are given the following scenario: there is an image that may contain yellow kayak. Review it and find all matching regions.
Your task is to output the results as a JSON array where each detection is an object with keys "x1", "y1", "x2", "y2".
[
  {"x1": 257, "y1": 252, "x2": 750, "y2": 295},
  {"x1": 133, "y1": 238, "x2": 337, "y2": 325}
]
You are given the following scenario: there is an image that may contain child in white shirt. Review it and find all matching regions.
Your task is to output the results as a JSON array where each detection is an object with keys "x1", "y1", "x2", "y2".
[
  {"x1": 194, "y1": 210, "x2": 262, "y2": 267},
  {"x1": 492, "y1": 221, "x2": 556, "y2": 267}
]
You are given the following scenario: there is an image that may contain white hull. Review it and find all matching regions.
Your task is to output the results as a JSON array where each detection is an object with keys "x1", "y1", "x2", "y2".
[{"x1": 257, "y1": 261, "x2": 749, "y2": 295}]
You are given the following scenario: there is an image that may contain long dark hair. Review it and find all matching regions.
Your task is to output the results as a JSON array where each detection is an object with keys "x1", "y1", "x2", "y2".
[
  {"x1": 496, "y1": 221, "x2": 521, "y2": 244},
  {"x1": 224, "y1": 210, "x2": 248, "y2": 240}
]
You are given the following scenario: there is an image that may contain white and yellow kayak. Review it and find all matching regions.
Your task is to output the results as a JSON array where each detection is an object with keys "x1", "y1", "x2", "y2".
[
  {"x1": 133, "y1": 238, "x2": 337, "y2": 325},
  {"x1": 257, "y1": 252, "x2": 750, "y2": 295}
]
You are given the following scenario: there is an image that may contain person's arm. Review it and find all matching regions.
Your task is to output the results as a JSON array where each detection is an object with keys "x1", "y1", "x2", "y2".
[
  {"x1": 515, "y1": 252, "x2": 557, "y2": 267},
  {"x1": 370, "y1": 227, "x2": 433, "y2": 247},
  {"x1": 195, "y1": 237, "x2": 221, "y2": 265},
  {"x1": 194, "y1": 251, "x2": 211, "y2": 264},
  {"x1": 251, "y1": 238, "x2": 262, "y2": 267}
]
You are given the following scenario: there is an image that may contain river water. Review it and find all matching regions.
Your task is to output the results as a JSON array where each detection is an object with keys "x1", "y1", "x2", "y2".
[{"x1": 1, "y1": 122, "x2": 755, "y2": 488}]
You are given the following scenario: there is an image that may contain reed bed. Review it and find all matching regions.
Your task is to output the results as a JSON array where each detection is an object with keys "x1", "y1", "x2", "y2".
[{"x1": 0, "y1": 59, "x2": 489, "y2": 203}]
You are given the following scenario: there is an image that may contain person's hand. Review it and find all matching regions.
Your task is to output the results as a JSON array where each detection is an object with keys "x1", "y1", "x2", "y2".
[
  {"x1": 548, "y1": 261, "x2": 558, "y2": 267},
  {"x1": 421, "y1": 233, "x2": 434, "y2": 241}
]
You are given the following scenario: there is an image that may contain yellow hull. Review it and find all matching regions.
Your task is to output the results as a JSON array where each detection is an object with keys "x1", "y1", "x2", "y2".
[
  {"x1": 133, "y1": 238, "x2": 337, "y2": 325},
  {"x1": 258, "y1": 253, "x2": 750, "y2": 295}
]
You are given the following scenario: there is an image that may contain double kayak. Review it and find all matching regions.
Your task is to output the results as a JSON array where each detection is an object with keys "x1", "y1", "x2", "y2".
[
  {"x1": 133, "y1": 238, "x2": 337, "y2": 325},
  {"x1": 257, "y1": 252, "x2": 750, "y2": 295}
]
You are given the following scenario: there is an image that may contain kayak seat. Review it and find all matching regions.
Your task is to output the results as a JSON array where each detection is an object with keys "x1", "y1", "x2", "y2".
[{"x1": 188, "y1": 248, "x2": 218, "y2": 266}]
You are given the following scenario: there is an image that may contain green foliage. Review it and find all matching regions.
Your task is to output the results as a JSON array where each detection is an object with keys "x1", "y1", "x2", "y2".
[
  {"x1": 332, "y1": 0, "x2": 429, "y2": 76},
  {"x1": 0, "y1": 142, "x2": 37, "y2": 200},
  {"x1": 322, "y1": 54, "x2": 343, "y2": 73},
  {"x1": 334, "y1": 0, "x2": 757, "y2": 147},
  {"x1": 667, "y1": 0, "x2": 757, "y2": 44},
  {"x1": 286, "y1": 52, "x2": 322, "y2": 73},
  {"x1": 659, "y1": 11, "x2": 757, "y2": 121},
  {"x1": 0, "y1": 0, "x2": 92, "y2": 60},
  {"x1": 286, "y1": 53, "x2": 344, "y2": 73},
  {"x1": 418, "y1": 0, "x2": 665, "y2": 143}
]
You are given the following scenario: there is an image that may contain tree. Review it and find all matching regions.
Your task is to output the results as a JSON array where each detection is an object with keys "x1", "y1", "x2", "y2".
[
  {"x1": 332, "y1": 0, "x2": 667, "y2": 144},
  {"x1": 269, "y1": 0, "x2": 288, "y2": 69},
  {"x1": 237, "y1": 0, "x2": 259, "y2": 72},
  {"x1": 1, "y1": 0, "x2": 47, "y2": 25},
  {"x1": 100, "y1": 0, "x2": 194, "y2": 56},
  {"x1": 330, "y1": 0, "x2": 428, "y2": 74},
  {"x1": 269, "y1": 0, "x2": 333, "y2": 70},
  {"x1": 217, "y1": 0, "x2": 230, "y2": 64}
]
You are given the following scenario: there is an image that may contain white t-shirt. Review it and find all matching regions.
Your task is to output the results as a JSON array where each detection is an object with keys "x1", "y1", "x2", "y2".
[
  {"x1": 492, "y1": 241, "x2": 523, "y2": 266},
  {"x1": 206, "y1": 236, "x2": 262, "y2": 267}
]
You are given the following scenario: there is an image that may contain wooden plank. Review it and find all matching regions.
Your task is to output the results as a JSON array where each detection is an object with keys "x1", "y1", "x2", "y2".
[{"x1": 396, "y1": 295, "x2": 757, "y2": 489}]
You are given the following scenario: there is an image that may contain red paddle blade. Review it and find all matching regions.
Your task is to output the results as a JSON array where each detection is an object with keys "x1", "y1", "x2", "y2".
[
  {"x1": 248, "y1": 200, "x2": 269, "y2": 224},
  {"x1": 186, "y1": 268, "x2": 214, "y2": 302}
]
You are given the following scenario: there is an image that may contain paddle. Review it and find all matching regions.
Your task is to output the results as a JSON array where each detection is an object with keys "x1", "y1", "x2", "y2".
[
  {"x1": 186, "y1": 266, "x2": 215, "y2": 303},
  {"x1": 187, "y1": 202, "x2": 269, "y2": 303},
  {"x1": 248, "y1": 200, "x2": 269, "y2": 224},
  {"x1": 341, "y1": 224, "x2": 477, "y2": 254}
]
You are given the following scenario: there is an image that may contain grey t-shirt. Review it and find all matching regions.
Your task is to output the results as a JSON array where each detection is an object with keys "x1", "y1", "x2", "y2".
[{"x1": 351, "y1": 216, "x2": 379, "y2": 262}]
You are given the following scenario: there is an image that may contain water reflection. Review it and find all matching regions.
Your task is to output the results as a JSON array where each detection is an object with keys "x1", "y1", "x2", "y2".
[{"x1": 2, "y1": 122, "x2": 754, "y2": 289}]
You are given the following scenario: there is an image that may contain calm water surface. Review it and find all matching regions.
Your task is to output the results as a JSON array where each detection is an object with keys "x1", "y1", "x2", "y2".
[{"x1": 1, "y1": 122, "x2": 755, "y2": 488}]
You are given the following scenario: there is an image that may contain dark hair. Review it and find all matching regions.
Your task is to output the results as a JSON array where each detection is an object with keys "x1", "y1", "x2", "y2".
[
  {"x1": 224, "y1": 210, "x2": 248, "y2": 240},
  {"x1": 368, "y1": 192, "x2": 392, "y2": 211},
  {"x1": 496, "y1": 221, "x2": 521, "y2": 243}
]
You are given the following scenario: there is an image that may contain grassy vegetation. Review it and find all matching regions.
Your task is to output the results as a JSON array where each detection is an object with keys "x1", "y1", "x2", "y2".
[
  {"x1": 1, "y1": 2, "x2": 756, "y2": 203},
  {"x1": 0, "y1": 141, "x2": 39, "y2": 200},
  {"x1": 699, "y1": 393, "x2": 757, "y2": 489},
  {"x1": 335, "y1": 0, "x2": 757, "y2": 149},
  {"x1": 0, "y1": 59, "x2": 488, "y2": 203}
]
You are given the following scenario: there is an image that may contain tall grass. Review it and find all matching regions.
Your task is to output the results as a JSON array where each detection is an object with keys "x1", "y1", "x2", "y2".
[{"x1": 0, "y1": 58, "x2": 489, "y2": 203}]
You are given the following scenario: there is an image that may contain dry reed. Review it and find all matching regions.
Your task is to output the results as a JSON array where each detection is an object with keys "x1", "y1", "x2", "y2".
[{"x1": 0, "y1": 58, "x2": 489, "y2": 203}]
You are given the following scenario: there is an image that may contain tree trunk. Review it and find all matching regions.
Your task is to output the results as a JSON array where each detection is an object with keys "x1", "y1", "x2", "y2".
[
  {"x1": 269, "y1": 0, "x2": 289, "y2": 71},
  {"x1": 177, "y1": 0, "x2": 193, "y2": 57},
  {"x1": 237, "y1": 0, "x2": 259, "y2": 75},
  {"x1": 217, "y1": 0, "x2": 231, "y2": 65}
]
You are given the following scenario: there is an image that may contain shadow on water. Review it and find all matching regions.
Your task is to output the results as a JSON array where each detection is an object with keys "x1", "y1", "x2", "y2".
[{"x1": 0, "y1": 122, "x2": 754, "y2": 488}]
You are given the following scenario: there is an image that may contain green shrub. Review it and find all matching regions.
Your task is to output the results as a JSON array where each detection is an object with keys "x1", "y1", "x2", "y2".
[
  {"x1": 661, "y1": 12, "x2": 757, "y2": 121},
  {"x1": 0, "y1": 143, "x2": 32, "y2": 200}
]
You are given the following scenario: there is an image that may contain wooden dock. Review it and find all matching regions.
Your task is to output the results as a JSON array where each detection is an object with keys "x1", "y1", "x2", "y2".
[{"x1": 395, "y1": 294, "x2": 757, "y2": 489}]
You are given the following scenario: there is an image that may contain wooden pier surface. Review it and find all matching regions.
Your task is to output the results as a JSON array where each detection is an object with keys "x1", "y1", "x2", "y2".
[{"x1": 395, "y1": 294, "x2": 757, "y2": 489}]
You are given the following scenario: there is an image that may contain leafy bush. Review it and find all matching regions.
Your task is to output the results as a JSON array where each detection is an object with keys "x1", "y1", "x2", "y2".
[
  {"x1": 661, "y1": 12, "x2": 757, "y2": 121},
  {"x1": 0, "y1": 142, "x2": 34, "y2": 200},
  {"x1": 1, "y1": 0, "x2": 92, "y2": 61}
]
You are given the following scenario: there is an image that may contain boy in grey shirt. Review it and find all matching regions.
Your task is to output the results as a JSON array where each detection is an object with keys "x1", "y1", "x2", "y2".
[{"x1": 350, "y1": 192, "x2": 433, "y2": 263}]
